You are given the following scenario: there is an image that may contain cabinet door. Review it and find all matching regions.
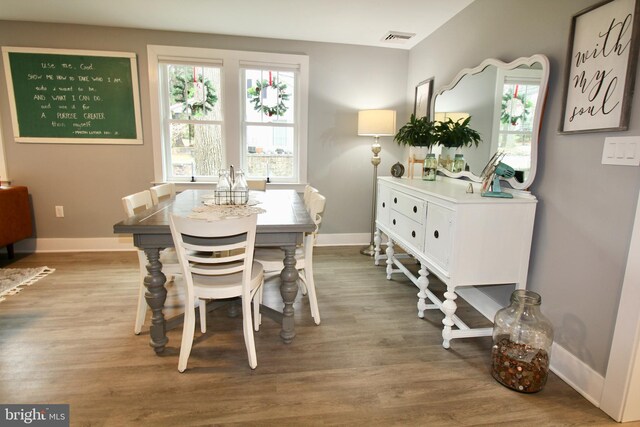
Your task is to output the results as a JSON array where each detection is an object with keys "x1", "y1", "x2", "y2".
[
  {"x1": 376, "y1": 183, "x2": 391, "y2": 228},
  {"x1": 425, "y1": 203, "x2": 454, "y2": 272}
]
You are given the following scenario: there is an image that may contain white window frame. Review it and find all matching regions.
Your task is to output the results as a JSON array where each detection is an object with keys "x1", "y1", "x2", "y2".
[{"x1": 147, "y1": 45, "x2": 308, "y2": 184}]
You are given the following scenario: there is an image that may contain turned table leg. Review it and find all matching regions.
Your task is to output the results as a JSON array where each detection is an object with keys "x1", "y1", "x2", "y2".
[
  {"x1": 143, "y1": 247, "x2": 168, "y2": 354},
  {"x1": 279, "y1": 245, "x2": 299, "y2": 344}
]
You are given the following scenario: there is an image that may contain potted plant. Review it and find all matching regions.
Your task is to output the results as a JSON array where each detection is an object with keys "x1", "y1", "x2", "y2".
[
  {"x1": 394, "y1": 114, "x2": 439, "y2": 159},
  {"x1": 435, "y1": 116, "x2": 481, "y2": 149},
  {"x1": 435, "y1": 116, "x2": 481, "y2": 173}
]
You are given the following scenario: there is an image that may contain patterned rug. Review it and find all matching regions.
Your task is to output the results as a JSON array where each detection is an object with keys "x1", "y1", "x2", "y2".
[{"x1": 0, "y1": 267, "x2": 55, "y2": 302}]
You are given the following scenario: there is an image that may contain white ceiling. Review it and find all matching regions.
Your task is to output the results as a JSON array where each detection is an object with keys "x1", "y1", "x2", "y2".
[{"x1": 0, "y1": 0, "x2": 474, "y2": 50}]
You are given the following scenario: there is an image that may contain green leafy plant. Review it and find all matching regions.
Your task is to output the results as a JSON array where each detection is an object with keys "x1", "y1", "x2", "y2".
[
  {"x1": 435, "y1": 116, "x2": 481, "y2": 149},
  {"x1": 394, "y1": 114, "x2": 439, "y2": 148}
]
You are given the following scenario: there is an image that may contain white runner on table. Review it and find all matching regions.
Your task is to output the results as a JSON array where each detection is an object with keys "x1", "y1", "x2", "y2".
[{"x1": 189, "y1": 197, "x2": 265, "y2": 221}]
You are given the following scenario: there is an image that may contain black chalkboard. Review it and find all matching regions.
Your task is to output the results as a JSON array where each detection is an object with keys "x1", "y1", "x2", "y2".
[{"x1": 2, "y1": 47, "x2": 142, "y2": 144}]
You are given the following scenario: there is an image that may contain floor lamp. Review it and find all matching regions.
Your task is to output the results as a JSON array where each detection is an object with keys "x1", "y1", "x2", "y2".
[{"x1": 358, "y1": 109, "x2": 396, "y2": 256}]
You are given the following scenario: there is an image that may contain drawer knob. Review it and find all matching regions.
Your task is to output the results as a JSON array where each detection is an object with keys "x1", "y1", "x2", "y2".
[
  {"x1": 412, "y1": 230, "x2": 416, "y2": 238},
  {"x1": 392, "y1": 219, "x2": 396, "y2": 225},
  {"x1": 394, "y1": 197, "x2": 398, "y2": 204},
  {"x1": 382, "y1": 202, "x2": 386, "y2": 208},
  {"x1": 413, "y1": 206, "x2": 417, "y2": 213},
  {"x1": 434, "y1": 230, "x2": 439, "y2": 239}
]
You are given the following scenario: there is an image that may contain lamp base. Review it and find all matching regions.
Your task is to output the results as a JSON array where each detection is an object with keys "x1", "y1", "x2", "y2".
[{"x1": 360, "y1": 244, "x2": 376, "y2": 256}]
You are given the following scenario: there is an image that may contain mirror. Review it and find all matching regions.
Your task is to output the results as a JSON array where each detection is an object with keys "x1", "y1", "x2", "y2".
[{"x1": 431, "y1": 55, "x2": 549, "y2": 190}]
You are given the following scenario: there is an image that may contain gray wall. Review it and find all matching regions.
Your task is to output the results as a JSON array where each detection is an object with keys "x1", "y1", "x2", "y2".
[
  {"x1": 408, "y1": 0, "x2": 640, "y2": 375},
  {"x1": 0, "y1": 21, "x2": 408, "y2": 237}
]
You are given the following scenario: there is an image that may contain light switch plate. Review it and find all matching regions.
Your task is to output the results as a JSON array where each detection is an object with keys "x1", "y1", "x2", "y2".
[{"x1": 602, "y1": 136, "x2": 640, "y2": 166}]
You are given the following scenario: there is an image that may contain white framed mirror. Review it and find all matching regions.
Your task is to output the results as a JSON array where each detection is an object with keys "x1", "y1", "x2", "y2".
[{"x1": 431, "y1": 54, "x2": 550, "y2": 190}]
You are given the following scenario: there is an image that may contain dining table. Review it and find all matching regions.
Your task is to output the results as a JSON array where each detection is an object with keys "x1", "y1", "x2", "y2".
[{"x1": 113, "y1": 188, "x2": 316, "y2": 354}]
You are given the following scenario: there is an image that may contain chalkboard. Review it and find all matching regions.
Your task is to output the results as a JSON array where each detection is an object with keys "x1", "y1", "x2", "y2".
[{"x1": 2, "y1": 47, "x2": 143, "y2": 144}]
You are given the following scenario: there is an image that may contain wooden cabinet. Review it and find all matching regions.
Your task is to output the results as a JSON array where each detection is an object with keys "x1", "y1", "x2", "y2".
[{"x1": 374, "y1": 177, "x2": 537, "y2": 348}]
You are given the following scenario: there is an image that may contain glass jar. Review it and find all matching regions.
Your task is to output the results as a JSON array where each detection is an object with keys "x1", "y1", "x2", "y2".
[
  {"x1": 422, "y1": 153, "x2": 438, "y2": 181},
  {"x1": 452, "y1": 153, "x2": 466, "y2": 173},
  {"x1": 491, "y1": 290, "x2": 554, "y2": 393},
  {"x1": 231, "y1": 170, "x2": 249, "y2": 204},
  {"x1": 216, "y1": 170, "x2": 232, "y2": 204}
]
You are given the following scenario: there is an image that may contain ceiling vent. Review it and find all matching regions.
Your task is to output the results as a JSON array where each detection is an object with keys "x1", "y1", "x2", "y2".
[{"x1": 381, "y1": 31, "x2": 416, "y2": 43}]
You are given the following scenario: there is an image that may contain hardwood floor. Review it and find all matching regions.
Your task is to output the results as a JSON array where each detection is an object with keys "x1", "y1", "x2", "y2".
[{"x1": 0, "y1": 248, "x2": 617, "y2": 426}]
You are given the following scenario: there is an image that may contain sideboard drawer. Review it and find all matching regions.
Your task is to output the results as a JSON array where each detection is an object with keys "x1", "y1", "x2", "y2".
[
  {"x1": 390, "y1": 190, "x2": 426, "y2": 225},
  {"x1": 389, "y1": 212, "x2": 424, "y2": 252}
]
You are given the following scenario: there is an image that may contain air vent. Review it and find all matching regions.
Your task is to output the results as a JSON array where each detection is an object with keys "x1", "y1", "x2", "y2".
[{"x1": 381, "y1": 31, "x2": 416, "y2": 43}]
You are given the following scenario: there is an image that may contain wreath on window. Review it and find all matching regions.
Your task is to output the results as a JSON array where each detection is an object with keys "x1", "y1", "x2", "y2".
[
  {"x1": 172, "y1": 74, "x2": 218, "y2": 117},
  {"x1": 247, "y1": 78, "x2": 290, "y2": 117},
  {"x1": 501, "y1": 87, "x2": 532, "y2": 126}
]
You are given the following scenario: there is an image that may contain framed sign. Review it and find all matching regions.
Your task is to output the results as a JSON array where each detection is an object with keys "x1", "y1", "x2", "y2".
[
  {"x1": 560, "y1": 0, "x2": 640, "y2": 133},
  {"x1": 2, "y1": 47, "x2": 143, "y2": 144},
  {"x1": 414, "y1": 77, "x2": 434, "y2": 119}
]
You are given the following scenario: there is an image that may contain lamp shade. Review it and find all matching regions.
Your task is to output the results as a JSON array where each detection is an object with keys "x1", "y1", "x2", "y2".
[{"x1": 358, "y1": 110, "x2": 396, "y2": 136}]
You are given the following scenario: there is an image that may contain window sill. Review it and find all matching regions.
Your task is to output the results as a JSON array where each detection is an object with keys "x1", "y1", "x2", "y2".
[{"x1": 153, "y1": 181, "x2": 308, "y2": 193}]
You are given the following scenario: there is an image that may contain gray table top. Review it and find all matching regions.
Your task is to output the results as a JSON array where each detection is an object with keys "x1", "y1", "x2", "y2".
[{"x1": 114, "y1": 189, "x2": 316, "y2": 245}]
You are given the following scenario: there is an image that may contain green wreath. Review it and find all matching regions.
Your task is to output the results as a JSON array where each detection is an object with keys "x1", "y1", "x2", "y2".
[
  {"x1": 501, "y1": 90, "x2": 533, "y2": 126},
  {"x1": 172, "y1": 74, "x2": 218, "y2": 117},
  {"x1": 247, "y1": 79, "x2": 290, "y2": 117}
]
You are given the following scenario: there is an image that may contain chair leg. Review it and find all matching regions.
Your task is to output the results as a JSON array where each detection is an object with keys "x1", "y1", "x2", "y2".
[
  {"x1": 199, "y1": 299, "x2": 207, "y2": 333},
  {"x1": 303, "y1": 266, "x2": 321, "y2": 325},
  {"x1": 178, "y1": 304, "x2": 196, "y2": 373},
  {"x1": 299, "y1": 270, "x2": 309, "y2": 296},
  {"x1": 253, "y1": 285, "x2": 262, "y2": 331},
  {"x1": 134, "y1": 280, "x2": 147, "y2": 335},
  {"x1": 242, "y1": 296, "x2": 258, "y2": 369}
]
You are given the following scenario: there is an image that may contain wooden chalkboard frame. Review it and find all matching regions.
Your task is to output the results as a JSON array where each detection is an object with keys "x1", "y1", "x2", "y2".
[{"x1": 2, "y1": 47, "x2": 143, "y2": 144}]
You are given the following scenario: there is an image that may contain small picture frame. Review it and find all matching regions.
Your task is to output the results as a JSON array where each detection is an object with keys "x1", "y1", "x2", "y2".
[
  {"x1": 559, "y1": 0, "x2": 640, "y2": 133},
  {"x1": 414, "y1": 77, "x2": 434, "y2": 119}
]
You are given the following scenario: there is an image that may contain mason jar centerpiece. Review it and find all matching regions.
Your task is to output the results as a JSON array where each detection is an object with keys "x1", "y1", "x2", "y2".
[
  {"x1": 435, "y1": 116, "x2": 481, "y2": 173},
  {"x1": 393, "y1": 114, "x2": 439, "y2": 180}
]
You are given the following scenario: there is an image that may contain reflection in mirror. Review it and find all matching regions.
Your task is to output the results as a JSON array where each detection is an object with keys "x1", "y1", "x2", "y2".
[{"x1": 432, "y1": 55, "x2": 549, "y2": 190}]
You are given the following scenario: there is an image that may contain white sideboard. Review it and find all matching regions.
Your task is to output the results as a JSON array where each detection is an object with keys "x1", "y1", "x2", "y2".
[{"x1": 374, "y1": 176, "x2": 537, "y2": 348}]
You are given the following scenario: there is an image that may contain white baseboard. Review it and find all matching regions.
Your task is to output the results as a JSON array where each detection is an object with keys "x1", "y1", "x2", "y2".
[
  {"x1": 457, "y1": 286, "x2": 604, "y2": 407},
  {"x1": 549, "y1": 342, "x2": 605, "y2": 407},
  {"x1": 315, "y1": 233, "x2": 370, "y2": 246},
  {"x1": 14, "y1": 237, "x2": 135, "y2": 253}
]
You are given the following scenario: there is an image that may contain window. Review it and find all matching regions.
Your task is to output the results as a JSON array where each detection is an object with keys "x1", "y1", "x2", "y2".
[
  {"x1": 147, "y1": 46, "x2": 308, "y2": 184},
  {"x1": 242, "y1": 69, "x2": 296, "y2": 180},
  {"x1": 491, "y1": 68, "x2": 541, "y2": 180}
]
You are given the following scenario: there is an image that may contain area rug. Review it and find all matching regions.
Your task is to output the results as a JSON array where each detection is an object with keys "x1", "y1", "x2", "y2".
[{"x1": 0, "y1": 267, "x2": 55, "y2": 302}]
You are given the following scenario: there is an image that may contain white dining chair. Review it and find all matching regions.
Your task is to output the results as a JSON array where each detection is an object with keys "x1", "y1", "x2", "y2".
[
  {"x1": 150, "y1": 183, "x2": 176, "y2": 205},
  {"x1": 254, "y1": 190, "x2": 326, "y2": 325},
  {"x1": 303, "y1": 184, "x2": 318, "y2": 210},
  {"x1": 170, "y1": 213, "x2": 264, "y2": 371},
  {"x1": 122, "y1": 190, "x2": 181, "y2": 335}
]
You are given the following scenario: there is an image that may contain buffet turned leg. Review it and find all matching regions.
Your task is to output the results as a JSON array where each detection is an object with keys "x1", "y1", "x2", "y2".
[
  {"x1": 416, "y1": 263, "x2": 430, "y2": 318},
  {"x1": 374, "y1": 228, "x2": 382, "y2": 266},
  {"x1": 385, "y1": 239, "x2": 395, "y2": 280},
  {"x1": 441, "y1": 288, "x2": 458, "y2": 349}
]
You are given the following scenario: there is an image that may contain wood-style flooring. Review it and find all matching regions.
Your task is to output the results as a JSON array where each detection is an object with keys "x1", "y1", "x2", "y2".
[{"x1": 0, "y1": 248, "x2": 617, "y2": 426}]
